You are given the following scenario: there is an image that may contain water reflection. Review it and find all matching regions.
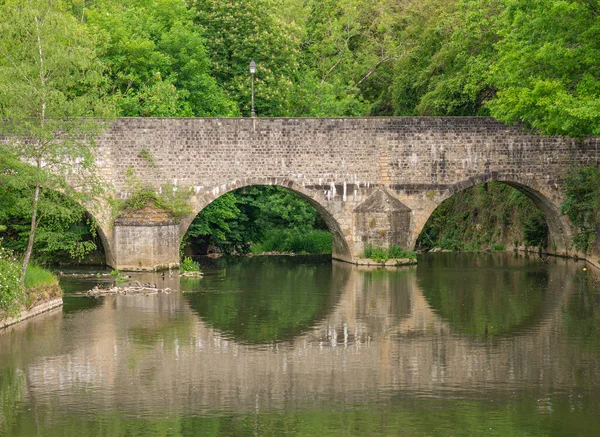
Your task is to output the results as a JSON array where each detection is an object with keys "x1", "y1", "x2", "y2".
[
  {"x1": 0, "y1": 254, "x2": 599, "y2": 436},
  {"x1": 183, "y1": 256, "x2": 345, "y2": 344},
  {"x1": 418, "y1": 252, "x2": 550, "y2": 336}
]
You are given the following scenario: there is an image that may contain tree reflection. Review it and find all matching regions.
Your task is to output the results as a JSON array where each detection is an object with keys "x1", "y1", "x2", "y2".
[
  {"x1": 184, "y1": 257, "x2": 345, "y2": 344},
  {"x1": 417, "y1": 253, "x2": 548, "y2": 337}
]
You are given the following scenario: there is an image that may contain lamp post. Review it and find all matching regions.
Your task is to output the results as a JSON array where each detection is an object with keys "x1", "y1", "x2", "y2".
[{"x1": 249, "y1": 60, "x2": 256, "y2": 117}]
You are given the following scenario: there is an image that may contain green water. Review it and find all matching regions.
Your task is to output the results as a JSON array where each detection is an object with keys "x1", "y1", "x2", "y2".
[{"x1": 1, "y1": 253, "x2": 599, "y2": 436}]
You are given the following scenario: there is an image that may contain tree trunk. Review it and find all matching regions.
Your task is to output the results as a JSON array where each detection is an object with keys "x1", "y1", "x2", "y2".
[{"x1": 21, "y1": 184, "x2": 41, "y2": 285}]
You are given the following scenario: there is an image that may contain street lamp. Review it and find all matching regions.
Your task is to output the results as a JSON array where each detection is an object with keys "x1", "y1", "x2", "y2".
[{"x1": 249, "y1": 60, "x2": 256, "y2": 117}]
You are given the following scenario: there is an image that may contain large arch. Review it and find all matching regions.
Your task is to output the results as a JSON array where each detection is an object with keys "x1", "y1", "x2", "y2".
[
  {"x1": 411, "y1": 173, "x2": 573, "y2": 255},
  {"x1": 180, "y1": 177, "x2": 353, "y2": 262},
  {"x1": 0, "y1": 185, "x2": 113, "y2": 266}
]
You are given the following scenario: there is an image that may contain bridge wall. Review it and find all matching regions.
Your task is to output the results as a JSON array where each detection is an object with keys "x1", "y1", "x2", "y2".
[{"x1": 92, "y1": 117, "x2": 600, "y2": 270}]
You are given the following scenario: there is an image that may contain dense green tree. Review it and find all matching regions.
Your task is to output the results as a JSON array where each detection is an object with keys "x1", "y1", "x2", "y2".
[
  {"x1": 302, "y1": 0, "x2": 404, "y2": 115},
  {"x1": 0, "y1": 0, "x2": 111, "y2": 281},
  {"x1": 86, "y1": 0, "x2": 237, "y2": 116},
  {"x1": 488, "y1": 0, "x2": 600, "y2": 136},
  {"x1": 0, "y1": 183, "x2": 99, "y2": 263},
  {"x1": 183, "y1": 186, "x2": 327, "y2": 255},
  {"x1": 392, "y1": 0, "x2": 500, "y2": 116},
  {"x1": 191, "y1": 0, "x2": 304, "y2": 117},
  {"x1": 560, "y1": 166, "x2": 600, "y2": 253},
  {"x1": 417, "y1": 182, "x2": 548, "y2": 251}
]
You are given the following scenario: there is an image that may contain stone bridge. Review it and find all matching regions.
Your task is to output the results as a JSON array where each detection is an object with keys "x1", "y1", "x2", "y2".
[{"x1": 87, "y1": 117, "x2": 599, "y2": 270}]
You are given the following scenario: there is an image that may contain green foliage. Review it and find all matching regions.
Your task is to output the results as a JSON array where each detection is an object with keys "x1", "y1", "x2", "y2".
[
  {"x1": 392, "y1": 0, "x2": 499, "y2": 116},
  {"x1": 0, "y1": 245, "x2": 23, "y2": 318},
  {"x1": 180, "y1": 256, "x2": 201, "y2": 272},
  {"x1": 0, "y1": 185, "x2": 99, "y2": 263},
  {"x1": 523, "y1": 215, "x2": 549, "y2": 248},
  {"x1": 1, "y1": 243, "x2": 60, "y2": 318},
  {"x1": 299, "y1": 0, "x2": 402, "y2": 115},
  {"x1": 23, "y1": 264, "x2": 58, "y2": 290},
  {"x1": 112, "y1": 166, "x2": 193, "y2": 219},
  {"x1": 0, "y1": 0, "x2": 111, "y2": 280},
  {"x1": 388, "y1": 245, "x2": 418, "y2": 260},
  {"x1": 488, "y1": 0, "x2": 600, "y2": 136},
  {"x1": 183, "y1": 186, "x2": 328, "y2": 255},
  {"x1": 417, "y1": 182, "x2": 548, "y2": 252},
  {"x1": 192, "y1": 0, "x2": 303, "y2": 117},
  {"x1": 560, "y1": 166, "x2": 600, "y2": 253},
  {"x1": 86, "y1": 0, "x2": 237, "y2": 117},
  {"x1": 137, "y1": 149, "x2": 156, "y2": 168},
  {"x1": 362, "y1": 243, "x2": 416, "y2": 262},
  {"x1": 109, "y1": 268, "x2": 127, "y2": 285},
  {"x1": 251, "y1": 229, "x2": 332, "y2": 255}
]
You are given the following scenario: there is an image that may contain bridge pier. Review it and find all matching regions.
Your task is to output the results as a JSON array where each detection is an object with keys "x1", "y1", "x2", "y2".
[{"x1": 111, "y1": 204, "x2": 180, "y2": 271}]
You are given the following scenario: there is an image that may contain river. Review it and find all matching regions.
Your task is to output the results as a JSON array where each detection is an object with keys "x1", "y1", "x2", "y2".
[{"x1": 1, "y1": 253, "x2": 599, "y2": 436}]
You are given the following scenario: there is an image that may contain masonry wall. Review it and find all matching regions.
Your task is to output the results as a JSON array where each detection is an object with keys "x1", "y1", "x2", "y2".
[
  {"x1": 96, "y1": 118, "x2": 599, "y2": 197},
  {"x1": 93, "y1": 117, "x2": 600, "y2": 265}
]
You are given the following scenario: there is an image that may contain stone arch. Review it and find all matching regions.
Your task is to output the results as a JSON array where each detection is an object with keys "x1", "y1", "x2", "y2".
[
  {"x1": 180, "y1": 178, "x2": 353, "y2": 261},
  {"x1": 2, "y1": 185, "x2": 115, "y2": 267},
  {"x1": 411, "y1": 173, "x2": 573, "y2": 254},
  {"x1": 84, "y1": 200, "x2": 115, "y2": 267}
]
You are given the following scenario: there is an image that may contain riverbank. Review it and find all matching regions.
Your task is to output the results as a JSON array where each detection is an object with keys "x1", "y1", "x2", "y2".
[
  {"x1": 0, "y1": 260, "x2": 63, "y2": 330},
  {"x1": 0, "y1": 297, "x2": 63, "y2": 330}
]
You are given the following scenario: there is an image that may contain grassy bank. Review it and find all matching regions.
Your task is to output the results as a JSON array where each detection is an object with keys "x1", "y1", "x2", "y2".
[
  {"x1": 250, "y1": 229, "x2": 332, "y2": 255},
  {"x1": 24, "y1": 264, "x2": 61, "y2": 307},
  {"x1": 0, "y1": 247, "x2": 61, "y2": 319}
]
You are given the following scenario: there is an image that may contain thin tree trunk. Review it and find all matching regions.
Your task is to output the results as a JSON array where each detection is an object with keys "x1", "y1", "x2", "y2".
[
  {"x1": 21, "y1": 184, "x2": 40, "y2": 284},
  {"x1": 353, "y1": 56, "x2": 392, "y2": 88}
]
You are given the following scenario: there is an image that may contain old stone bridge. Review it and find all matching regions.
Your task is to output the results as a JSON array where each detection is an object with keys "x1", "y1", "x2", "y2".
[{"x1": 87, "y1": 117, "x2": 599, "y2": 270}]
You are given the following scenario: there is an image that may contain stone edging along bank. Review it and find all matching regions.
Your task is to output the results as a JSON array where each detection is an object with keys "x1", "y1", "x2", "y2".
[{"x1": 0, "y1": 297, "x2": 63, "y2": 330}]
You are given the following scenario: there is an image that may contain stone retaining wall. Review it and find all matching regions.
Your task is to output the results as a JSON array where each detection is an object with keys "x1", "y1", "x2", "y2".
[{"x1": 0, "y1": 298, "x2": 63, "y2": 330}]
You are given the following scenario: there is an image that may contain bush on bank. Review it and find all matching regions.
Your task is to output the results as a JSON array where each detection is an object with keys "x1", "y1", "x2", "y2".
[
  {"x1": 0, "y1": 245, "x2": 61, "y2": 319},
  {"x1": 363, "y1": 244, "x2": 417, "y2": 263},
  {"x1": 250, "y1": 229, "x2": 332, "y2": 255},
  {"x1": 0, "y1": 246, "x2": 22, "y2": 318},
  {"x1": 560, "y1": 166, "x2": 600, "y2": 254}
]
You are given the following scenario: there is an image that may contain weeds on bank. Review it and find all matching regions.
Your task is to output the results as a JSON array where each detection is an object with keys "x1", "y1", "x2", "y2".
[
  {"x1": 110, "y1": 269, "x2": 127, "y2": 285},
  {"x1": 180, "y1": 256, "x2": 201, "y2": 272},
  {"x1": 363, "y1": 244, "x2": 417, "y2": 263}
]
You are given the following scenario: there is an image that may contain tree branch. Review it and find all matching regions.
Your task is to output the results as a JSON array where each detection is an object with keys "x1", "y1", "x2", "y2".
[{"x1": 353, "y1": 56, "x2": 395, "y2": 88}]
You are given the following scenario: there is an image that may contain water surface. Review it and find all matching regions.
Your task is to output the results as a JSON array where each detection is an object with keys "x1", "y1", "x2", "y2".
[{"x1": 1, "y1": 253, "x2": 599, "y2": 436}]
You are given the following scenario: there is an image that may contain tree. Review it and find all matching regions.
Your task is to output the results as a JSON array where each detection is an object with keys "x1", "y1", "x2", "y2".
[
  {"x1": 85, "y1": 0, "x2": 237, "y2": 117},
  {"x1": 487, "y1": 0, "x2": 600, "y2": 136},
  {"x1": 391, "y1": 0, "x2": 500, "y2": 116},
  {"x1": 301, "y1": 0, "x2": 404, "y2": 116},
  {"x1": 192, "y1": 0, "x2": 305, "y2": 117},
  {"x1": 0, "y1": 0, "x2": 112, "y2": 282}
]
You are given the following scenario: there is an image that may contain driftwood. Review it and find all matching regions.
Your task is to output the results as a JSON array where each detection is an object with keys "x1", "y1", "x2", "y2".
[{"x1": 72, "y1": 281, "x2": 172, "y2": 297}]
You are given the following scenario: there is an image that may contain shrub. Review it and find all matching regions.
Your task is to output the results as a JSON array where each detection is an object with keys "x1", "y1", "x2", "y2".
[
  {"x1": 362, "y1": 244, "x2": 416, "y2": 262},
  {"x1": 180, "y1": 256, "x2": 201, "y2": 272},
  {"x1": 561, "y1": 166, "x2": 600, "y2": 253},
  {"x1": 388, "y1": 245, "x2": 418, "y2": 260},
  {"x1": 251, "y1": 229, "x2": 332, "y2": 255},
  {"x1": 0, "y1": 246, "x2": 23, "y2": 318}
]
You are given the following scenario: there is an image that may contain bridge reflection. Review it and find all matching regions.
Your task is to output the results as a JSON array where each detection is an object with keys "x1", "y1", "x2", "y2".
[{"x1": 0, "y1": 256, "x2": 597, "y2": 417}]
